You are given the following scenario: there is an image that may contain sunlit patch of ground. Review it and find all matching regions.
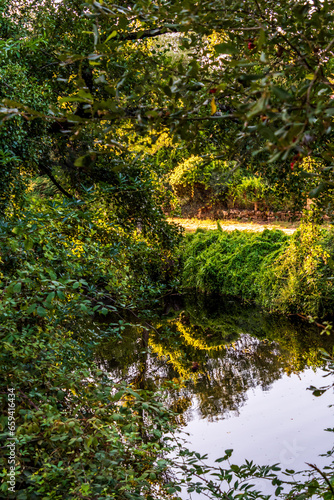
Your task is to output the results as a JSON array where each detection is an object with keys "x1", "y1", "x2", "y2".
[{"x1": 169, "y1": 217, "x2": 300, "y2": 235}]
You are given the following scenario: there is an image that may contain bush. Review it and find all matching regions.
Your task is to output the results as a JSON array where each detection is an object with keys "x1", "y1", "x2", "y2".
[
  {"x1": 0, "y1": 197, "x2": 181, "y2": 499},
  {"x1": 232, "y1": 175, "x2": 267, "y2": 209},
  {"x1": 258, "y1": 224, "x2": 334, "y2": 317},
  {"x1": 181, "y1": 224, "x2": 334, "y2": 318},
  {"x1": 169, "y1": 157, "x2": 273, "y2": 210},
  {"x1": 169, "y1": 155, "x2": 213, "y2": 201}
]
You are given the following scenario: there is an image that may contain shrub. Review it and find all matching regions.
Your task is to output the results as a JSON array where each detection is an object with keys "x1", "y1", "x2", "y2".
[
  {"x1": 181, "y1": 224, "x2": 334, "y2": 318},
  {"x1": 258, "y1": 224, "x2": 334, "y2": 317},
  {"x1": 169, "y1": 157, "x2": 272, "y2": 210},
  {"x1": 169, "y1": 155, "x2": 213, "y2": 200},
  {"x1": 232, "y1": 175, "x2": 267, "y2": 209}
]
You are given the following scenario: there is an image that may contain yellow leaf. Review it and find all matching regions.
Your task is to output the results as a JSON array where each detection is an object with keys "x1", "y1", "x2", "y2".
[
  {"x1": 211, "y1": 97, "x2": 217, "y2": 115},
  {"x1": 105, "y1": 31, "x2": 117, "y2": 42}
]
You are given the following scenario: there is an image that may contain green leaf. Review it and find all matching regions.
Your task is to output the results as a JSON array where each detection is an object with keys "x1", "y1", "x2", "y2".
[
  {"x1": 26, "y1": 303, "x2": 37, "y2": 314},
  {"x1": 36, "y1": 306, "x2": 47, "y2": 317},
  {"x1": 312, "y1": 389, "x2": 326, "y2": 397},
  {"x1": 325, "y1": 107, "x2": 334, "y2": 117},
  {"x1": 247, "y1": 95, "x2": 268, "y2": 119},
  {"x1": 272, "y1": 86, "x2": 292, "y2": 101},
  {"x1": 300, "y1": 171, "x2": 318, "y2": 178},
  {"x1": 46, "y1": 291, "x2": 55, "y2": 303},
  {"x1": 257, "y1": 29, "x2": 266, "y2": 49},
  {"x1": 214, "y1": 43, "x2": 238, "y2": 55},
  {"x1": 113, "y1": 391, "x2": 125, "y2": 401},
  {"x1": 105, "y1": 31, "x2": 117, "y2": 42},
  {"x1": 309, "y1": 182, "x2": 327, "y2": 198},
  {"x1": 24, "y1": 238, "x2": 34, "y2": 250},
  {"x1": 74, "y1": 154, "x2": 95, "y2": 167},
  {"x1": 13, "y1": 282, "x2": 22, "y2": 293},
  {"x1": 258, "y1": 127, "x2": 275, "y2": 142},
  {"x1": 12, "y1": 226, "x2": 23, "y2": 235}
]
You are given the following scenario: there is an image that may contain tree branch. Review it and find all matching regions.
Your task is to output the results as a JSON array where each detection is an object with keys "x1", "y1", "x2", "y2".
[
  {"x1": 306, "y1": 463, "x2": 334, "y2": 496},
  {"x1": 118, "y1": 24, "x2": 265, "y2": 42},
  {"x1": 118, "y1": 26, "x2": 179, "y2": 41},
  {"x1": 38, "y1": 162, "x2": 75, "y2": 200},
  {"x1": 18, "y1": 388, "x2": 41, "y2": 412}
]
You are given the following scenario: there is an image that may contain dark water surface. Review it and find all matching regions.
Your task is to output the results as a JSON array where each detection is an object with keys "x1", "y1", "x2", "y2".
[{"x1": 96, "y1": 294, "x2": 334, "y2": 494}]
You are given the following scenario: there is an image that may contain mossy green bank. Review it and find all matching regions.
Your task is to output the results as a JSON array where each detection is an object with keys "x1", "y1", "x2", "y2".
[{"x1": 180, "y1": 223, "x2": 334, "y2": 319}]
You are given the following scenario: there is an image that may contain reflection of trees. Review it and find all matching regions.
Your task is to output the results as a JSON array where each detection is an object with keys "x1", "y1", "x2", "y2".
[
  {"x1": 148, "y1": 331, "x2": 287, "y2": 422},
  {"x1": 178, "y1": 293, "x2": 334, "y2": 374},
  {"x1": 95, "y1": 293, "x2": 334, "y2": 425},
  {"x1": 192, "y1": 335, "x2": 284, "y2": 421}
]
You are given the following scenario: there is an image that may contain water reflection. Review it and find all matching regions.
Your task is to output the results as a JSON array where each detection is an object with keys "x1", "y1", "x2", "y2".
[{"x1": 96, "y1": 293, "x2": 334, "y2": 423}]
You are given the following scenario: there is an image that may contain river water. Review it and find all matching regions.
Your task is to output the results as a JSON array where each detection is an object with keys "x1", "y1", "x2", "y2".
[{"x1": 96, "y1": 294, "x2": 334, "y2": 497}]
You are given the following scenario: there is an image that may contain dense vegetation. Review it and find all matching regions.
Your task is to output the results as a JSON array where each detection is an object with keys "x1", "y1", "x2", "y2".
[
  {"x1": 1, "y1": 0, "x2": 334, "y2": 499},
  {"x1": 182, "y1": 224, "x2": 334, "y2": 319},
  {"x1": 167, "y1": 155, "x2": 320, "y2": 214},
  {"x1": 0, "y1": 194, "x2": 185, "y2": 498}
]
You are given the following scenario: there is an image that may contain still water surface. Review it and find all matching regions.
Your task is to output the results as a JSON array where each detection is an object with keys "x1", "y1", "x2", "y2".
[{"x1": 97, "y1": 294, "x2": 334, "y2": 494}]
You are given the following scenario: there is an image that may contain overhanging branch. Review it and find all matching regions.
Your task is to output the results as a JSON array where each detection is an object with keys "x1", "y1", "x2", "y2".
[
  {"x1": 38, "y1": 162, "x2": 75, "y2": 200},
  {"x1": 119, "y1": 26, "x2": 179, "y2": 41}
]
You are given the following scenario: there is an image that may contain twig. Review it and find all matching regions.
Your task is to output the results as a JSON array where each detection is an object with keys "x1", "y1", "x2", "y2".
[
  {"x1": 306, "y1": 37, "x2": 334, "y2": 105},
  {"x1": 290, "y1": 313, "x2": 327, "y2": 330},
  {"x1": 18, "y1": 388, "x2": 41, "y2": 412},
  {"x1": 278, "y1": 33, "x2": 313, "y2": 71},
  {"x1": 253, "y1": 0, "x2": 264, "y2": 17},
  {"x1": 306, "y1": 463, "x2": 334, "y2": 496}
]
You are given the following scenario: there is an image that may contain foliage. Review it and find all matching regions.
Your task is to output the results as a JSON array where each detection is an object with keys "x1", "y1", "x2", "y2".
[
  {"x1": 169, "y1": 155, "x2": 230, "y2": 201},
  {"x1": 181, "y1": 227, "x2": 288, "y2": 300},
  {"x1": 3, "y1": 0, "x2": 334, "y2": 208},
  {"x1": 259, "y1": 224, "x2": 334, "y2": 317},
  {"x1": 1, "y1": 1, "x2": 334, "y2": 499},
  {"x1": 181, "y1": 224, "x2": 334, "y2": 318},
  {"x1": 232, "y1": 175, "x2": 267, "y2": 208},
  {"x1": 0, "y1": 57, "x2": 52, "y2": 214},
  {"x1": 168, "y1": 156, "x2": 305, "y2": 212},
  {"x1": 0, "y1": 197, "x2": 181, "y2": 498},
  {"x1": 3, "y1": 198, "x2": 332, "y2": 499},
  {"x1": 169, "y1": 155, "x2": 211, "y2": 199},
  {"x1": 168, "y1": 155, "x2": 260, "y2": 207}
]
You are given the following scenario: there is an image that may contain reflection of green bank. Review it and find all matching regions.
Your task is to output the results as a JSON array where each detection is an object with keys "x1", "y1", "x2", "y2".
[
  {"x1": 181, "y1": 224, "x2": 334, "y2": 318},
  {"x1": 97, "y1": 292, "x2": 334, "y2": 421},
  {"x1": 150, "y1": 293, "x2": 334, "y2": 380}
]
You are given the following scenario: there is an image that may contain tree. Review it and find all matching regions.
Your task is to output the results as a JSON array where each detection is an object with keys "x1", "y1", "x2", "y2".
[
  {"x1": 1, "y1": 1, "x2": 334, "y2": 499},
  {"x1": 3, "y1": 0, "x2": 334, "y2": 211}
]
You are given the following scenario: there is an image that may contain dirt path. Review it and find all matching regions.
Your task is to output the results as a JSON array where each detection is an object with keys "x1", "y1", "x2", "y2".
[{"x1": 169, "y1": 217, "x2": 299, "y2": 235}]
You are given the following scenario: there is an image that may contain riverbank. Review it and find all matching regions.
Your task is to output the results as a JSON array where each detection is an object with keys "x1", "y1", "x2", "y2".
[{"x1": 180, "y1": 223, "x2": 334, "y2": 320}]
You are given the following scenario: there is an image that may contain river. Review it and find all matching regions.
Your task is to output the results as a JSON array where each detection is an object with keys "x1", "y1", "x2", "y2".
[{"x1": 96, "y1": 293, "x2": 334, "y2": 498}]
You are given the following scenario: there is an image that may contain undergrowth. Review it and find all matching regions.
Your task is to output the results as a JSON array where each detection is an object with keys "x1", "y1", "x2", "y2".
[{"x1": 181, "y1": 223, "x2": 334, "y2": 318}]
